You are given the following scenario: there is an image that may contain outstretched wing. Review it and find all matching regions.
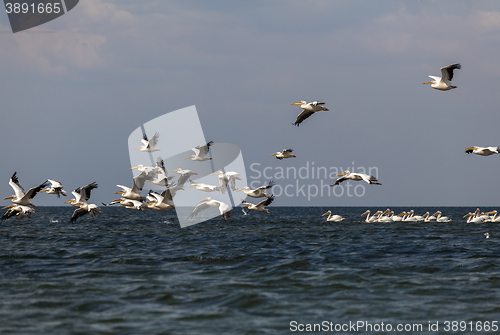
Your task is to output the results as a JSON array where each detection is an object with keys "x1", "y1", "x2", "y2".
[
  {"x1": 26, "y1": 180, "x2": 50, "y2": 200},
  {"x1": 70, "y1": 207, "x2": 88, "y2": 223},
  {"x1": 293, "y1": 110, "x2": 315, "y2": 126},
  {"x1": 332, "y1": 176, "x2": 348, "y2": 186},
  {"x1": 9, "y1": 172, "x2": 25, "y2": 199},
  {"x1": 440, "y1": 63, "x2": 461, "y2": 82},
  {"x1": 188, "y1": 201, "x2": 210, "y2": 219}
]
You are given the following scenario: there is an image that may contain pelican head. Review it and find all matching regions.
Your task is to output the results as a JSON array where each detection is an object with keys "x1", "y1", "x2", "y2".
[
  {"x1": 199, "y1": 197, "x2": 211, "y2": 202},
  {"x1": 335, "y1": 170, "x2": 350, "y2": 177},
  {"x1": 241, "y1": 203, "x2": 251, "y2": 208},
  {"x1": 464, "y1": 146, "x2": 476, "y2": 154},
  {"x1": 322, "y1": 211, "x2": 331, "y2": 217},
  {"x1": 361, "y1": 210, "x2": 370, "y2": 216},
  {"x1": 486, "y1": 210, "x2": 498, "y2": 215}
]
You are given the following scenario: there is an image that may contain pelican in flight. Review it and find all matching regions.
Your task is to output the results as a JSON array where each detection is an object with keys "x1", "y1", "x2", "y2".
[
  {"x1": 241, "y1": 195, "x2": 275, "y2": 214},
  {"x1": 171, "y1": 168, "x2": 199, "y2": 188},
  {"x1": 63, "y1": 182, "x2": 101, "y2": 223},
  {"x1": 70, "y1": 204, "x2": 102, "y2": 223},
  {"x1": 185, "y1": 141, "x2": 213, "y2": 161},
  {"x1": 290, "y1": 101, "x2": 329, "y2": 126},
  {"x1": 135, "y1": 132, "x2": 160, "y2": 152},
  {"x1": 40, "y1": 179, "x2": 66, "y2": 198},
  {"x1": 211, "y1": 171, "x2": 241, "y2": 194},
  {"x1": 235, "y1": 181, "x2": 276, "y2": 198},
  {"x1": 270, "y1": 149, "x2": 296, "y2": 160},
  {"x1": 189, "y1": 180, "x2": 222, "y2": 192},
  {"x1": 3, "y1": 172, "x2": 49, "y2": 208},
  {"x1": 118, "y1": 199, "x2": 148, "y2": 211},
  {"x1": 465, "y1": 146, "x2": 500, "y2": 156},
  {"x1": 1, "y1": 205, "x2": 35, "y2": 221},
  {"x1": 331, "y1": 170, "x2": 381, "y2": 186},
  {"x1": 189, "y1": 197, "x2": 232, "y2": 222},
  {"x1": 146, "y1": 189, "x2": 175, "y2": 212},
  {"x1": 322, "y1": 210, "x2": 344, "y2": 222},
  {"x1": 422, "y1": 63, "x2": 461, "y2": 91}
]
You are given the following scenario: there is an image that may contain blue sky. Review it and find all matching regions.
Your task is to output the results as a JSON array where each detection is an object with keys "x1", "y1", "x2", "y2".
[{"x1": 1, "y1": 1, "x2": 500, "y2": 207}]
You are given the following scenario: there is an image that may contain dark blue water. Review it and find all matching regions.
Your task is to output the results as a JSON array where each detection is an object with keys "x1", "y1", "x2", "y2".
[{"x1": 1, "y1": 207, "x2": 500, "y2": 334}]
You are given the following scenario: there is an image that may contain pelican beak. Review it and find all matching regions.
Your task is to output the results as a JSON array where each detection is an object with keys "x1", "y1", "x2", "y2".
[
  {"x1": 129, "y1": 166, "x2": 139, "y2": 170},
  {"x1": 134, "y1": 147, "x2": 142, "y2": 150},
  {"x1": 270, "y1": 153, "x2": 277, "y2": 156},
  {"x1": 322, "y1": 212, "x2": 329, "y2": 216},
  {"x1": 3, "y1": 196, "x2": 14, "y2": 200},
  {"x1": 184, "y1": 156, "x2": 193, "y2": 160},
  {"x1": 1, "y1": 204, "x2": 15, "y2": 209},
  {"x1": 335, "y1": 172, "x2": 347, "y2": 177},
  {"x1": 210, "y1": 172, "x2": 221, "y2": 175},
  {"x1": 114, "y1": 191, "x2": 124, "y2": 194},
  {"x1": 421, "y1": 81, "x2": 433, "y2": 85},
  {"x1": 290, "y1": 102, "x2": 303, "y2": 105},
  {"x1": 63, "y1": 200, "x2": 73, "y2": 203},
  {"x1": 361, "y1": 211, "x2": 369, "y2": 216},
  {"x1": 170, "y1": 169, "x2": 180, "y2": 172},
  {"x1": 485, "y1": 211, "x2": 496, "y2": 215},
  {"x1": 40, "y1": 189, "x2": 47, "y2": 193},
  {"x1": 241, "y1": 204, "x2": 251, "y2": 208}
]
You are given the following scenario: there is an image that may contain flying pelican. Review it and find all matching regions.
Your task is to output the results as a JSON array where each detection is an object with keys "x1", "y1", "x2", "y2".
[
  {"x1": 290, "y1": 101, "x2": 329, "y2": 126},
  {"x1": 432, "y1": 211, "x2": 451, "y2": 222},
  {"x1": 152, "y1": 157, "x2": 174, "y2": 187},
  {"x1": 189, "y1": 197, "x2": 232, "y2": 222},
  {"x1": 70, "y1": 204, "x2": 102, "y2": 223},
  {"x1": 185, "y1": 141, "x2": 213, "y2": 161},
  {"x1": 322, "y1": 210, "x2": 344, "y2": 222},
  {"x1": 118, "y1": 199, "x2": 148, "y2": 211},
  {"x1": 1, "y1": 205, "x2": 35, "y2": 221},
  {"x1": 270, "y1": 149, "x2": 296, "y2": 160},
  {"x1": 464, "y1": 146, "x2": 500, "y2": 156},
  {"x1": 241, "y1": 195, "x2": 275, "y2": 214},
  {"x1": 234, "y1": 181, "x2": 275, "y2": 198},
  {"x1": 422, "y1": 63, "x2": 461, "y2": 91},
  {"x1": 331, "y1": 170, "x2": 381, "y2": 186},
  {"x1": 3, "y1": 172, "x2": 49, "y2": 208},
  {"x1": 135, "y1": 132, "x2": 160, "y2": 152},
  {"x1": 171, "y1": 168, "x2": 199, "y2": 188},
  {"x1": 40, "y1": 179, "x2": 66, "y2": 198},
  {"x1": 63, "y1": 182, "x2": 98, "y2": 207},
  {"x1": 210, "y1": 171, "x2": 241, "y2": 194},
  {"x1": 189, "y1": 180, "x2": 222, "y2": 192},
  {"x1": 146, "y1": 189, "x2": 175, "y2": 212}
]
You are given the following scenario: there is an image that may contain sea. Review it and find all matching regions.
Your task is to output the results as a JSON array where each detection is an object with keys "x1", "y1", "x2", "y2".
[{"x1": 1, "y1": 206, "x2": 499, "y2": 334}]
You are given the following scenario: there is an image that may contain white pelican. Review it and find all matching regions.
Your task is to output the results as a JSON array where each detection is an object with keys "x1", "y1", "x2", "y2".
[
  {"x1": 146, "y1": 189, "x2": 175, "y2": 212},
  {"x1": 114, "y1": 173, "x2": 148, "y2": 202},
  {"x1": 432, "y1": 211, "x2": 451, "y2": 222},
  {"x1": 322, "y1": 210, "x2": 344, "y2": 222},
  {"x1": 189, "y1": 180, "x2": 222, "y2": 192},
  {"x1": 464, "y1": 146, "x2": 500, "y2": 156},
  {"x1": 464, "y1": 209, "x2": 484, "y2": 223},
  {"x1": 171, "y1": 168, "x2": 199, "y2": 188},
  {"x1": 185, "y1": 141, "x2": 213, "y2": 161},
  {"x1": 422, "y1": 212, "x2": 437, "y2": 222},
  {"x1": 3, "y1": 172, "x2": 49, "y2": 208},
  {"x1": 40, "y1": 179, "x2": 66, "y2": 198},
  {"x1": 1, "y1": 205, "x2": 35, "y2": 221},
  {"x1": 270, "y1": 149, "x2": 296, "y2": 160},
  {"x1": 234, "y1": 181, "x2": 275, "y2": 198},
  {"x1": 422, "y1": 63, "x2": 461, "y2": 91},
  {"x1": 377, "y1": 209, "x2": 393, "y2": 222},
  {"x1": 485, "y1": 210, "x2": 500, "y2": 223},
  {"x1": 290, "y1": 101, "x2": 329, "y2": 126},
  {"x1": 210, "y1": 171, "x2": 241, "y2": 193},
  {"x1": 391, "y1": 212, "x2": 404, "y2": 222},
  {"x1": 135, "y1": 132, "x2": 160, "y2": 152},
  {"x1": 331, "y1": 170, "x2": 381, "y2": 186},
  {"x1": 241, "y1": 195, "x2": 275, "y2": 214},
  {"x1": 189, "y1": 197, "x2": 232, "y2": 222},
  {"x1": 152, "y1": 157, "x2": 174, "y2": 187},
  {"x1": 70, "y1": 204, "x2": 102, "y2": 223},
  {"x1": 118, "y1": 199, "x2": 148, "y2": 211},
  {"x1": 361, "y1": 210, "x2": 382, "y2": 222},
  {"x1": 63, "y1": 182, "x2": 98, "y2": 207}
]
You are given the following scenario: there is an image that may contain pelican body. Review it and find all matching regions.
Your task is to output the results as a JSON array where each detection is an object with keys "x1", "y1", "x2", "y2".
[
  {"x1": 270, "y1": 149, "x2": 296, "y2": 160},
  {"x1": 241, "y1": 195, "x2": 275, "y2": 214},
  {"x1": 135, "y1": 132, "x2": 160, "y2": 152},
  {"x1": 422, "y1": 63, "x2": 461, "y2": 91},
  {"x1": 465, "y1": 146, "x2": 500, "y2": 156},
  {"x1": 235, "y1": 181, "x2": 275, "y2": 198},
  {"x1": 291, "y1": 101, "x2": 329, "y2": 126},
  {"x1": 189, "y1": 197, "x2": 232, "y2": 222},
  {"x1": 185, "y1": 141, "x2": 213, "y2": 161},
  {"x1": 331, "y1": 170, "x2": 381, "y2": 186},
  {"x1": 322, "y1": 210, "x2": 344, "y2": 222}
]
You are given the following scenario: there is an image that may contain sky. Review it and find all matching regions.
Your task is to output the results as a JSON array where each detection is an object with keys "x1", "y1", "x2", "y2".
[{"x1": 1, "y1": 0, "x2": 500, "y2": 207}]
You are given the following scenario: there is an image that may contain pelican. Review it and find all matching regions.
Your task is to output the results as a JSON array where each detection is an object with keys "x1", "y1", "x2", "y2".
[
  {"x1": 40, "y1": 179, "x2": 66, "y2": 198},
  {"x1": 114, "y1": 172, "x2": 148, "y2": 201},
  {"x1": 241, "y1": 195, "x2": 275, "y2": 214},
  {"x1": 361, "y1": 210, "x2": 382, "y2": 222},
  {"x1": 377, "y1": 209, "x2": 393, "y2": 222},
  {"x1": 189, "y1": 197, "x2": 232, "y2": 222},
  {"x1": 171, "y1": 168, "x2": 199, "y2": 188},
  {"x1": 331, "y1": 170, "x2": 381, "y2": 186},
  {"x1": 1, "y1": 205, "x2": 35, "y2": 221},
  {"x1": 146, "y1": 189, "x2": 175, "y2": 212},
  {"x1": 422, "y1": 212, "x2": 436, "y2": 222},
  {"x1": 234, "y1": 181, "x2": 275, "y2": 198},
  {"x1": 135, "y1": 132, "x2": 160, "y2": 152},
  {"x1": 464, "y1": 146, "x2": 500, "y2": 156},
  {"x1": 485, "y1": 210, "x2": 500, "y2": 223},
  {"x1": 3, "y1": 172, "x2": 49, "y2": 208},
  {"x1": 63, "y1": 182, "x2": 98, "y2": 207},
  {"x1": 152, "y1": 157, "x2": 174, "y2": 187},
  {"x1": 391, "y1": 212, "x2": 404, "y2": 222},
  {"x1": 118, "y1": 199, "x2": 148, "y2": 211},
  {"x1": 270, "y1": 149, "x2": 296, "y2": 160},
  {"x1": 322, "y1": 210, "x2": 344, "y2": 222},
  {"x1": 432, "y1": 211, "x2": 451, "y2": 222},
  {"x1": 189, "y1": 180, "x2": 222, "y2": 192},
  {"x1": 185, "y1": 141, "x2": 213, "y2": 161},
  {"x1": 70, "y1": 204, "x2": 102, "y2": 223},
  {"x1": 464, "y1": 209, "x2": 484, "y2": 223},
  {"x1": 290, "y1": 101, "x2": 329, "y2": 126},
  {"x1": 210, "y1": 171, "x2": 241, "y2": 193},
  {"x1": 422, "y1": 63, "x2": 461, "y2": 91}
]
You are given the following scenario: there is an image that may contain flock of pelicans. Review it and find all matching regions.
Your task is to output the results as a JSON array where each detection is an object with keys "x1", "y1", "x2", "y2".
[{"x1": 2, "y1": 63, "x2": 499, "y2": 224}]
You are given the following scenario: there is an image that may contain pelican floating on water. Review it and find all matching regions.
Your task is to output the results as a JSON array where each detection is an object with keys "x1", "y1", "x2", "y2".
[
  {"x1": 432, "y1": 211, "x2": 451, "y2": 222},
  {"x1": 361, "y1": 210, "x2": 382, "y2": 222},
  {"x1": 290, "y1": 101, "x2": 329, "y2": 126},
  {"x1": 331, "y1": 170, "x2": 381, "y2": 186},
  {"x1": 465, "y1": 146, "x2": 500, "y2": 156},
  {"x1": 422, "y1": 63, "x2": 461, "y2": 91},
  {"x1": 3, "y1": 172, "x2": 49, "y2": 208},
  {"x1": 40, "y1": 179, "x2": 66, "y2": 198},
  {"x1": 270, "y1": 149, "x2": 296, "y2": 160},
  {"x1": 189, "y1": 197, "x2": 232, "y2": 222},
  {"x1": 185, "y1": 141, "x2": 213, "y2": 161},
  {"x1": 322, "y1": 210, "x2": 344, "y2": 222},
  {"x1": 235, "y1": 181, "x2": 275, "y2": 198},
  {"x1": 135, "y1": 132, "x2": 160, "y2": 152},
  {"x1": 241, "y1": 195, "x2": 275, "y2": 214}
]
